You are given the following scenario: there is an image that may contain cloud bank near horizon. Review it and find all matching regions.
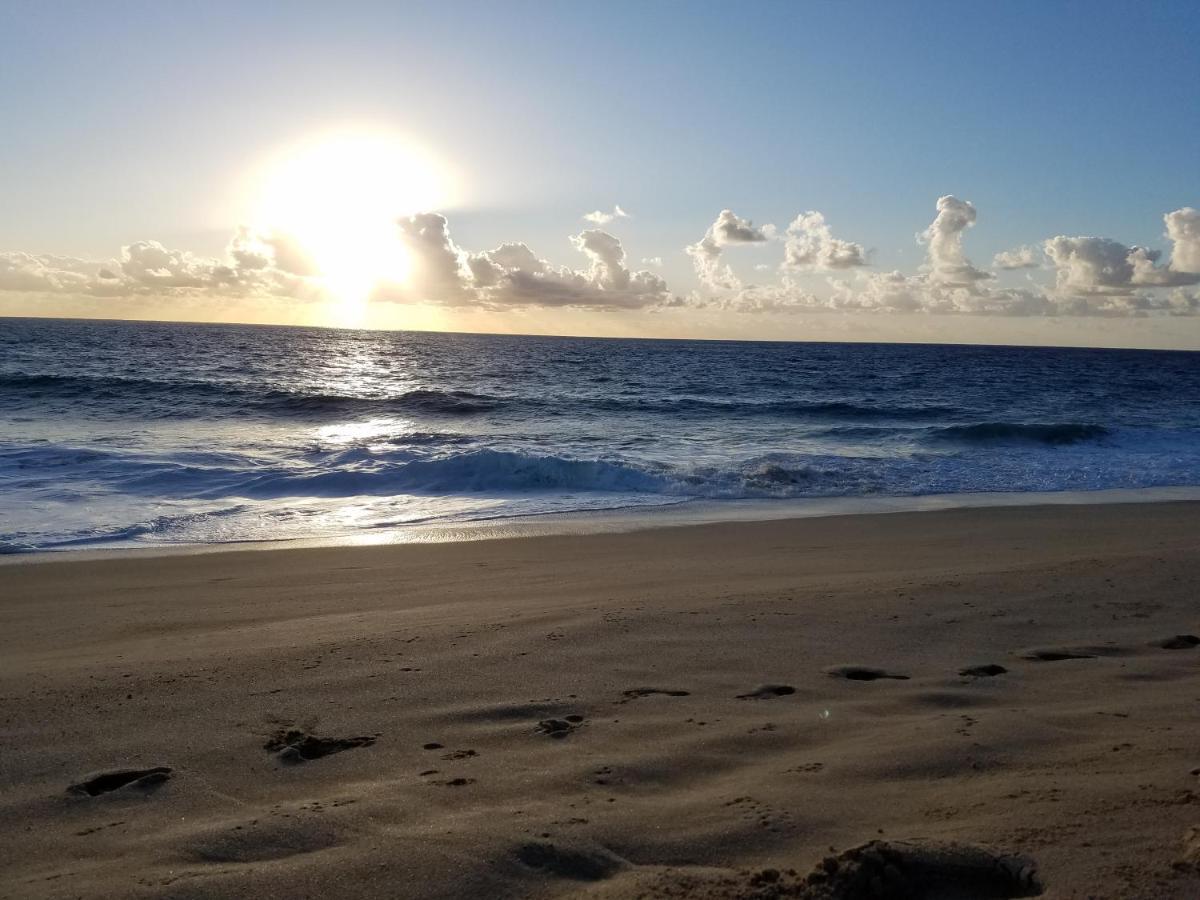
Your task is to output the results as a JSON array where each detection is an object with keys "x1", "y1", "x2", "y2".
[{"x1": 3, "y1": 199, "x2": 1198, "y2": 319}]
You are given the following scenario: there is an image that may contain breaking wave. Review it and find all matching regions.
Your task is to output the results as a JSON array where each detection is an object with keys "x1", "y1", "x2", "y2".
[{"x1": 226, "y1": 450, "x2": 674, "y2": 499}]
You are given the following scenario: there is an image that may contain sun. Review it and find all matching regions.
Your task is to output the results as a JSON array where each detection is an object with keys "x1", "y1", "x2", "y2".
[{"x1": 250, "y1": 129, "x2": 455, "y2": 322}]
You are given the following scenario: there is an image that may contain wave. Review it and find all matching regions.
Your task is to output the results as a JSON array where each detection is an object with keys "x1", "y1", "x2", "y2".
[
  {"x1": 2, "y1": 371, "x2": 969, "y2": 424},
  {"x1": 225, "y1": 449, "x2": 673, "y2": 499},
  {"x1": 197, "y1": 450, "x2": 892, "y2": 502},
  {"x1": 0, "y1": 434, "x2": 1138, "y2": 511},
  {"x1": 254, "y1": 388, "x2": 499, "y2": 417},
  {"x1": 8, "y1": 436, "x2": 1200, "y2": 552},
  {"x1": 0, "y1": 443, "x2": 865, "y2": 503},
  {"x1": 0, "y1": 539, "x2": 38, "y2": 555},
  {"x1": 0, "y1": 372, "x2": 501, "y2": 418},
  {"x1": 929, "y1": 422, "x2": 1110, "y2": 446},
  {"x1": 0, "y1": 505, "x2": 251, "y2": 552},
  {"x1": 587, "y1": 397, "x2": 966, "y2": 420}
]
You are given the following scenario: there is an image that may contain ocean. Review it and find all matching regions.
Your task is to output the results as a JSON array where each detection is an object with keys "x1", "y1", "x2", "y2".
[{"x1": 2, "y1": 317, "x2": 1199, "y2": 553}]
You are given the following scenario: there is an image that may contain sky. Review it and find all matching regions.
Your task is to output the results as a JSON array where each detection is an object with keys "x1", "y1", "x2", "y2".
[{"x1": 1, "y1": 0, "x2": 1199, "y2": 348}]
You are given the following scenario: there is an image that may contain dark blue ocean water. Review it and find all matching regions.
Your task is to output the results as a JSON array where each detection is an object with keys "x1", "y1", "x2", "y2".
[{"x1": 3, "y1": 317, "x2": 1200, "y2": 551}]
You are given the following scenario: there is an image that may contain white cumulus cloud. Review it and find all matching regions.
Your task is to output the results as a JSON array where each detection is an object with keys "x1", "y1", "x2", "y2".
[
  {"x1": 582, "y1": 204, "x2": 629, "y2": 225},
  {"x1": 5, "y1": 197, "x2": 1199, "y2": 320},
  {"x1": 992, "y1": 245, "x2": 1040, "y2": 269},
  {"x1": 685, "y1": 209, "x2": 773, "y2": 289},
  {"x1": 1043, "y1": 213, "x2": 1200, "y2": 299},
  {"x1": 919, "y1": 195, "x2": 992, "y2": 286},
  {"x1": 782, "y1": 211, "x2": 867, "y2": 270},
  {"x1": 375, "y1": 213, "x2": 674, "y2": 311},
  {"x1": 1164, "y1": 207, "x2": 1200, "y2": 274}
]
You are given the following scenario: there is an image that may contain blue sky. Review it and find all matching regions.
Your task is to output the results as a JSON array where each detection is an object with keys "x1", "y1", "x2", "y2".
[{"x1": 1, "y1": 1, "x2": 1198, "y2": 346}]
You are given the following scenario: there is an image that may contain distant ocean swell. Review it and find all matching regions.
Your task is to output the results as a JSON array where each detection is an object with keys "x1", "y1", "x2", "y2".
[
  {"x1": 6, "y1": 374, "x2": 1122, "y2": 438},
  {"x1": 3, "y1": 371, "x2": 982, "y2": 422},
  {"x1": 6, "y1": 372, "x2": 1121, "y2": 449},
  {"x1": 0, "y1": 374, "x2": 501, "y2": 418}
]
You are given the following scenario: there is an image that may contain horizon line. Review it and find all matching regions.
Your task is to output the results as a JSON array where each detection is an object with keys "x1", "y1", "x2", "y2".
[{"x1": 3, "y1": 312, "x2": 1197, "y2": 355}]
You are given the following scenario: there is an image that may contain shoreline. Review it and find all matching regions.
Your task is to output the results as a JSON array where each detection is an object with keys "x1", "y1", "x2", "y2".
[{"x1": 7, "y1": 483, "x2": 1200, "y2": 565}]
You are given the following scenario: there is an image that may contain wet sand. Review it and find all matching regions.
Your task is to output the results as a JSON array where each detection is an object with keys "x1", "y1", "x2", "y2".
[{"x1": 2, "y1": 502, "x2": 1199, "y2": 898}]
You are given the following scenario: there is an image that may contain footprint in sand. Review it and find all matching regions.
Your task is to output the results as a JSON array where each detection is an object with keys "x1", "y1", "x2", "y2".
[
  {"x1": 1151, "y1": 634, "x2": 1200, "y2": 650},
  {"x1": 823, "y1": 666, "x2": 910, "y2": 681},
  {"x1": 619, "y1": 687, "x2": 690, "y2": 702},
  {"x1": 724, "y1": 795, "x2": 797, "y2": 833},
  {"x1": 513, "y1": 841, "x2": 627, "y2": 881},
  {"x1": 1178, "y1": 826, "x2": 1200, "y2": 870},
  {"x1": 264, "y1": 727, "x2": 377, "y2": 763},
  {"x1": 1014, "y1": 644, "x2": 1126, "y2": 661},
  {"x1": 537, "y1": 715, "x2": 586, "y2": 739},
  {"x1": 189, "y1": 820, "x2": 340, "y2": 863},
  {"x1": 799, "y1": 839, "x2": 1041, "y2": 899},
  {"x1": 68, "y1": 766, "x2": 172, "y2": 797},
  {"x1": 736, "y1": 684, "x2": 796, "y2": 699},
  {"x1": 959, "y1": 664, "x2": 1008, "y2": 677}
]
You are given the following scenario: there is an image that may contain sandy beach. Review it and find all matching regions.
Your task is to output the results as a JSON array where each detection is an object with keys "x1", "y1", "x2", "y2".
[{"x1": 2, "y1": 501, "x2": 1199, "y2": 899}]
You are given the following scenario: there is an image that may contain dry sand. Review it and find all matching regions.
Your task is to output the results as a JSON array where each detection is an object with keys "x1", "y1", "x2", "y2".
[{"x1": 1, "y1": 501, "x2": 1199, "y2": 899}]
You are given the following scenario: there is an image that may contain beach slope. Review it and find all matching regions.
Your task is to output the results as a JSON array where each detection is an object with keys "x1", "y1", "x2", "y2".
[{"x1": 2, "y1": 502, "x2": 1199, "y2": 898}]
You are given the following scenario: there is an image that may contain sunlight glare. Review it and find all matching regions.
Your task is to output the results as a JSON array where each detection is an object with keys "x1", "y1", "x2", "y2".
[{"x1": 251, "y1": 130, "x2": 454, "y2": 323}]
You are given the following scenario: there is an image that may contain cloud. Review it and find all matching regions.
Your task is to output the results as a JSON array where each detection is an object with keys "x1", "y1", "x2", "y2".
[
  {"x1": 119, "y1": 241, "x2": 214, "y2": 289},
  {"x1": 685, "y1": 234, "x2": 739, "y2": 290},
  {"x1": 708, "y1": 196, "x2": 996, "y2": 315},
  {"x1": 685, "y1": 209, "x2": 773, "y2": 289},
  {"x1": 5, "y1": 198, "x2": 1199, "y2": 320},
  {"x1": 830, "y1": 271, "x2": 1054, "y2": 316},
  {"x1": 714, "y1": 278, "x2": 824, "y2": 314},
  {"x1": 0, "y1": 252, "x2": 97, "y2": 293},
  {"x1": 1, "y1": 231, "x2": 323, "y2": 302},
  {"x1": 992, "y1": 245, "x2": 1040, "y2": 269},
  {"x1": 1043, "y1": 220, "x2": 1200, "y2": 299},
  {"x1": 571, "y1": 229, "x2": 633, "y2": 289},
  {"x1": 919, "y1": 195, "x2": 992, "y2": 285},
  {"x1": 1043, "y1": 236, "x2": 1146, "y2": 295},
  {"x1": 376, "y1": 213, "x2": 674, "y2": 311},
  {"x1": 714, "y1": 195, "x2": 1186, "y2": 318},
  {"x1": 861, "y1": 197, "x2": 1200, "y2": 315},
  {"x1": 709, "y1": 209, "x2": 772, "y2": 245},
  {"x1": 1165, "y1": 287, "x2": 1200, "y2": 315},
  {"x1": 582, "y1": 204, "x2": 629, "y2": 225},
  {"x1": 1, "y1": 213, "x2": 673, "y2": 313},
  {"x1": 394, "y1": 213, "x2": 477, "y2": 303},
  {"x1": 714, "y1": 269, "x2": 1053, "y2": 318},
  {"x1": 782, "y1": 211, "x2": 867, "y2": 270},
  {"x1": 1038, "y1": 208, "x2": 1200, "y2": 302},
  {"x1": 1164, "y1": 207, "x2": 1200, "y2": 274},
  {"x1": 228, "y1": 227, "x2": 319, "y2": 277},
  {"x1": 676, "y1": 196, "x2": 1200, "y2": 318},
  {"x1": 641, "y1": 256, "x2": 663, "y2": 267}
]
